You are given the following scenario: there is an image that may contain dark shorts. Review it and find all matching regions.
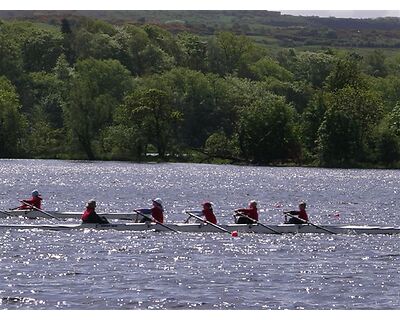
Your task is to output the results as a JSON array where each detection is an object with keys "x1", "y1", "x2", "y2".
[
  {"x1": 82, "y1": 216, "x2": 109, "y2": 224},
  {"x1": 287, "y1": 217, "x2": 306, "y2": 224},
  {"x1": 236, "y1": 216, "x2": 255, "y2": 224}
]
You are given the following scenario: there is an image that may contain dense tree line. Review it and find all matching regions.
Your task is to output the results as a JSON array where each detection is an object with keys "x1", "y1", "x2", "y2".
[{"x1": 1, "y1": 17, "x2": 400, "y2": 167}]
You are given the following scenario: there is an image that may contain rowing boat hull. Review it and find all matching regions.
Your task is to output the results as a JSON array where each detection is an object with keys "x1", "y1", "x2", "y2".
[
  {"x1": 0, "y1": 210, "x2": 138, "y2": 220},
  {"x1": 0, "y1": 222, "x2": 399, "y2": 234}
]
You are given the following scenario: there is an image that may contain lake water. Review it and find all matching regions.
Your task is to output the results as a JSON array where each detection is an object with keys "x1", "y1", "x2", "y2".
[{"x1": 0, "y1": 159, "x2": 399, "y2": 310}]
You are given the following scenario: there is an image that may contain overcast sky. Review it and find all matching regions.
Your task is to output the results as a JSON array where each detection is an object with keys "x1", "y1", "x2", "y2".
[
  {"x1": 282, "y1": 10, "x2": 400, "y2": 19},
  {"x1": 2, "y1": 0, "x2": 400, "y2": 18}
]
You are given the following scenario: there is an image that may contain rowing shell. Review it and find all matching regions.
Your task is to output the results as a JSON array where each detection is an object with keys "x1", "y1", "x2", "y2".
[
  {"x1": 0, "y1": 222, "x2": 399, "y2": 234},
  {"x1": 0, "y1": 210, "x2": 139, "y2": 220}
]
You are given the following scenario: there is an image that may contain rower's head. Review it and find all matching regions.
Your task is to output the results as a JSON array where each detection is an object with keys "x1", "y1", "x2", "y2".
[
  {"x1": 152, "y1": 198, "x2": 163, "y2": 207},
  {"x1": 86, "y1": 199, "x2": 96, "y2": 208},
  {"x1": 32, "y1": 190, "x2": 40, "y2": 197},
  {"x1": 299, "y1": 202, "x2": 306, "y2": 210},
  {"x1": 203, "y1": 202, "x2": 212, "y2": 209},
  {"x1": 249, "y1": 200, "x2": 257, "y2": 208}
]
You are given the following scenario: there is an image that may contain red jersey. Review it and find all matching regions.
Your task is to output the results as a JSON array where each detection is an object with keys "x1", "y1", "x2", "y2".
[
  {"x1": 238, "y1": 207, "x2": 258, "y2": 221},
  {"x1": 298, "y1": 209, "x2": 308, "y2": 221},
  {"x1": 82, "y1": 207, "x2": 102, "y2": 223},
  {"x1": 202, "y1": 207, "x2": 217, "y2": 224},
  {"x1": 151, "y1": 206, "x2": 164, "y2": 223},
  {"x1": 19, "y1": 196, "x2": 42, "y2": 209}
]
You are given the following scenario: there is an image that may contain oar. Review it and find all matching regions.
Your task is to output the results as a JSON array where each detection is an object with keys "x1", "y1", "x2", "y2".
[
  {"x1": 20, "y1": 201, "x2": 61, "y2": 221},
  {"x1": 235, "y1": 211, "x2": 282, "y2": 235},
  {"x1": 283, "y1": 211, "x2": 336, "y2": 235},
  {"x1": 185, "y1": 211, "x2": 232, "y2": 234},
  {"x1": 0, "y1": 210, "x2": 13, "y2": 217},
  {"x1": 134, "y1": 210, "x2": 180, "y2": 233}
]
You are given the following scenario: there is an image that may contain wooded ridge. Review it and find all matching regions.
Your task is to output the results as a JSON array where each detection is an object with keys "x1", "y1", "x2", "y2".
[{"x1": 1, "y1": 11, "x2": 400, "y2": 168}]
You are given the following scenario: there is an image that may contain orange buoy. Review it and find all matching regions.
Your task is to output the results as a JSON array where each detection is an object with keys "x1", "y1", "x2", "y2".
[{"x1": 231, "y1": 230, "x2": 238, "y2": 237}]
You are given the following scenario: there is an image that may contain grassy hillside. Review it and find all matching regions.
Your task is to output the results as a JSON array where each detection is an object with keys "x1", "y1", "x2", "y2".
[{"x1": 1, "y1": 10, "x2": 400, "y2": 49}]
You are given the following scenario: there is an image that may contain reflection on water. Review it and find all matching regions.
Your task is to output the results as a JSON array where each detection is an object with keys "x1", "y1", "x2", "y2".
[{"x1": 0, "y1": 159, "x2": 400, "y2": 309}]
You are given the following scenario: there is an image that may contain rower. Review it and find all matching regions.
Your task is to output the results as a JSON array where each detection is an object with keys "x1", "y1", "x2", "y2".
[
  {"x1": 81, "y1": 199, "x2": 109, "y2": 224},
  {"x1": 185, "y1": 202, "x2": 217, "y2": 224},
  {"x1": 135, "y1": 198, "x2": 164, "y2": 223},
  {"x1": 234, "y1": 200, "x2": 258, "y2": 224},
  {"x1": 284, "y1": 202, "x2": 309, "y2": 224},
  {"x1": 17, "y1": 190, "x2": 43, "y2": 210}
]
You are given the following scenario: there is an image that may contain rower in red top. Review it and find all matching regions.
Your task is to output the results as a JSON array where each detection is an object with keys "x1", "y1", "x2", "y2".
[
  {"x1": 136, "y1": 198, "x2": 164, "y2": 223},
  {"x1": 200, "y1": 202, "x2": 217, "y2": 224},
  {"x1": 18, "y1": 190, "x2": 43, "y2": 210},
  {"x1": 81, "y1": 199, "x2": 109, "y2": 224},
  {"x1": 151, "y1": 198, "x2": 164, "y2": 223},
  {"x1": 234, "y1": 200, "x2": 258, "y2": 224},
  {"x1": 285, "y1": 202, "x2": 309, "y2": 224}
]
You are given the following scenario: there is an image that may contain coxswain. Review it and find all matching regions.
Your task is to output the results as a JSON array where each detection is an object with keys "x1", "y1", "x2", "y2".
[
  {"x1": 81, "y1": 199, "x2": 109, "y2": 224},
  {"x1": 18, "y1": 190, "x2": 43, "y2": 210},
  {"x1": 234, "y1": 200, "x2": 258, "y2": 224},
  {"x1": 285, "y1": 202, "x2": 309, "y2": 224}
]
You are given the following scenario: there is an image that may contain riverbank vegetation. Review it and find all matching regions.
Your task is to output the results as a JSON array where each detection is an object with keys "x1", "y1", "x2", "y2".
[{"x1": 1, "y1": 11, "x2": 400, "y2": 168}]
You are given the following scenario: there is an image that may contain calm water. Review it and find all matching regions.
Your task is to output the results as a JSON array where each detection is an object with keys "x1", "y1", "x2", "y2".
[{"x1": 0, "y1": 159, "x2": 399, "y2": 310}]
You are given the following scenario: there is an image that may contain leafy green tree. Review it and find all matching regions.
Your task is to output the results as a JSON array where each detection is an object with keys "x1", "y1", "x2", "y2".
[
  {"x1": 236, "y1": 93, "x2": 299, "y2": 164},
  {"x1": 372, "y1": 120, "x2": 400, "y2": 165},
  {"x1": 386, "y1": 103, "x2": 400, "y2": 136},
  {"x1": 139, "y1": 44, "x2": 175, "y2": 75},
  {"x1": 22, "y1": 29, "x2": 63, "y2": 72},
  {"x1": 370, "y1": 75, "x2": 400, "y2": 111},
  {"x1": 65, "y1": 58, "x2": 133, "y2": 159},
  {"x1": 317, "y1": 86, "x2": 383, "y2": 166},
  {"x1": 72, "y1": 28, "x2": 119, "y2": 61},
  {"x1": 364, "y1": 50, "x2": 388, "y2": 78},
  {"x1": 177, "y1": 32, "x2": 207, "y2": 72},
  {"x1": 294, "y1": 51, "x2": 337, "y2": 88},
  {"x1": 109, "y1": 87, "x2": 181, "y2": 159},
  {"x1": 156, "y1": 68, "x2": 216, "y2": 148},
  {"x1": 0, "y1": 32, "x2": 23, "y2": 83},
  {"x1": 143, "y1": 24, "x2": 181, "y2": 60},
  {"x1": 317, "y1": 107, "x2": 361, "y2": 167},
  {"x1": 113, "y1": 25, "x2": 150, "y2": 75},
  {"x1": 301, "y1": 91, "x2": 327, "y2": 155},
  {"x1": 249, "y1": 57, "x2": 293, "y2": 82},
  {"x1": 325, "y1": 52, "x2": 364, "y2": 92},
  {"x1": 204, "y1": 132, "x2": 240, "y2": 159},
  {"x1": 207, "y1": 31, "x2": 254, "y2": 75},
  {"x1": 26, "y1": 71, "x2": 65, "y2": 128},
  {"x1": 0, "y1": 76, "x2": 27, "y2": 157}
]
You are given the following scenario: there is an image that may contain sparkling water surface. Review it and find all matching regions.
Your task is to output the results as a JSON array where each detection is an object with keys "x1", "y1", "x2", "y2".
[{"x1": 0, "y1": 159, "x2": 399, "y2": 310}]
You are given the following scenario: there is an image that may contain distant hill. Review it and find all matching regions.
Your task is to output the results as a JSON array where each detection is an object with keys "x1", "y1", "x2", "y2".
[{"x1": 1, "y1": 10, "x2": 400, "y2": 48}]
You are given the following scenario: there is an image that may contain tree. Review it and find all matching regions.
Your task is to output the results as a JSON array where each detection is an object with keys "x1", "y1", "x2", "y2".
[
  {"x1": 109, "y1": 87, "x2": 181, "y2": 160},
  {"x1": 0, "y1": 32, "x2": 23, "y2": 83},
  {"x1": 0, "y1": 76, "x2": 27, "y2": 157},
  {"x1": 156, "y1": 68, "x2": 216, "y2": 148},
  {"x1": 113, "y1": 25, "x2": 150, "y2": 75},
  {"x1": 22, "y1": 29, "x2": 63, "y2": 72},
  {"x1": 325, "y1": 52, "x2": 364, "y2": 92},
  {"x1": 236, "y1": 93, "x2": 300, "y2": 164},
  {"x1": 177, "y1": 32, "x2": 207, "y2": 72},
  {"x1": 248, "y1": 56, "x2": 293, "y2": 82},
  {"x1": 317, "y1": 86, "x2": 383, "y2": 166},
  {"x1": 207, "y1": 31, "x2": 254, "y2": 76},
  {"x1": 204, "y1": 132, "x2": 240, "y2": 159},
  {"x1": 364, "y1": 50, "x2": 388, "y2": 78},
  {"x1": 294, "y1": 51, "x2": 337, "y2": 88},
  {"x1": 317, "y1": 108, "x2": 361, "y2": 167},
  {"x1": 65, "y1": 58, "x2": 133, "y2": 159}
]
